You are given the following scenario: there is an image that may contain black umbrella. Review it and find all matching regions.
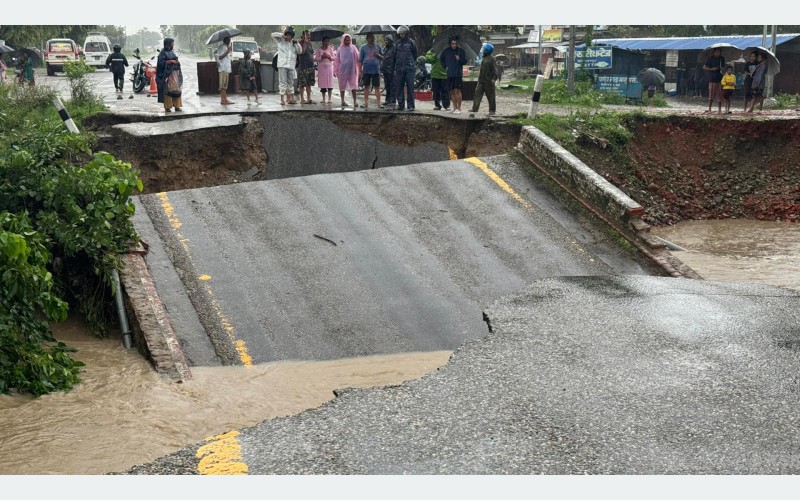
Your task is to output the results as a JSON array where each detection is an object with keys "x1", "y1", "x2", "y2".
[
  {"x1": 431, "y1": 27, "x2": 483, "y2": 60},
  {"x1": 206, "y1": 27, "x2": 243, "y2": 45},
  {"x1": 637, "y1": 68, "x2": 665, "y2": 87},
  {"x1": 11, "y1": 48, "x2": 42, "y2": 67},
  {"x1": 354, "y1": 25, "x2": 396, "y2": 35},
  {"x1": 310, "y1": 26, "x2": 345, "y2": 42}
]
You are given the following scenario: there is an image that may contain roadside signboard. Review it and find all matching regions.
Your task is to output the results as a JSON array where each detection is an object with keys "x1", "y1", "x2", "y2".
[
  {"x1": 595, "y1": 74, "x2": 639, "y2": 94},
  {"x1": 573, "y1": 45, "x2": 613, "y2": 69},
  {"x1": 542, "y1": 29, "x2": 563, "y2": 43},
  {"x1": 528, "y1": 30, "x2": 539, "y2": 43}
]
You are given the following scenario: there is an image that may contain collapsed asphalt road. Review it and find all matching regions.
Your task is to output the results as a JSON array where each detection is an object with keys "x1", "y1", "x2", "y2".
[
  {"x1": 132, "y1": 155, "x2": 653, "y2": 366},
  {"x1": 124, "y1": 275, "x2": 800, "y2": 474}
]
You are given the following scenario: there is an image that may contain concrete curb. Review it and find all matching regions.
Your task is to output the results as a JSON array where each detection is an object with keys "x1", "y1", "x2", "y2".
[
  {"x1": 119, "y1": 247, "x2": 192, "y2": 382},
  {"x1": 517, "y1": 125, "x2": 702, "y2": 279}
]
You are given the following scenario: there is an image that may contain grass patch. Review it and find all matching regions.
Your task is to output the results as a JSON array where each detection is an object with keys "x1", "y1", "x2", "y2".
[
  {"x1": 773, "y1": 93, "x2": 800, "y2": 109},
  {"x1": 499, "y1": 78, "x2": 626, "y2": 108}
]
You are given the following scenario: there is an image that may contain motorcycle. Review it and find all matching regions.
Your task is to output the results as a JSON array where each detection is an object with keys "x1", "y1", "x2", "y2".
[
  {"x1": 130, "y1": 48, "x2": 156, "y2": 93},
  {"x1": 414, "y1": 56, "x2": 431, "y2": 91}
]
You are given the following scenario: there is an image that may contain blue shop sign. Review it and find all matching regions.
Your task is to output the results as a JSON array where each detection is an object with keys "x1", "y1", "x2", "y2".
[{"x1": 573, "y1": 46, "x2": 613, "y2": 69}]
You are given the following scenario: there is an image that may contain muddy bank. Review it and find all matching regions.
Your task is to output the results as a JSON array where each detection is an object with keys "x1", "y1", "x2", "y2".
[
  {"x1": 91, "y1": 111, "x2": 521, "y2": 194},
  {"x1": 571, "y1": 116, "x2": 800, "y2": 225}
]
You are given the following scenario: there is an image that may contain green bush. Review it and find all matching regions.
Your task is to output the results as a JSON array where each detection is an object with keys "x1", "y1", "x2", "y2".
[
  {"x1": 0, "y1": 211, "x2": 84, "y2": 396},
  {"x1": 0, "y1": 78, "x2": 142, "y2": 395},
  {"x1": 63, "y1": 59, "x2": 100, "y2": 105},
  {"x1": 540, "y1": 79, "x2": 627, "y2": 108}
]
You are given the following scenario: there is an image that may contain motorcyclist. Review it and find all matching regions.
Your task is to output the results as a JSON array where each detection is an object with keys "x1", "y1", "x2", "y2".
[
  {"x1": 393, "y1": 25, "x2": 418, "y2": 111},
  {"x1": 105, "y1": 44, "x2": 129, "y2": 99}
]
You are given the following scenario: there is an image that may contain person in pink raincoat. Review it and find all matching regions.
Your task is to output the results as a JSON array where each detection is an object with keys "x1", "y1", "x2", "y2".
[
  {"x1": 314, "y1": 36, "x2": 335, "y2": 104},
  {"x1": 334, "y1": 33, "x2": 360, "y2": 108}
]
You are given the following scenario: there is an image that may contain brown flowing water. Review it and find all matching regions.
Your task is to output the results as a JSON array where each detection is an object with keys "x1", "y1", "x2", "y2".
[
  {"x1": 0, "y1": 318, "x2": 451, "y2": 474},
  {"x1": 651, "y1": 219, "x2": 800, "y2": 291}
]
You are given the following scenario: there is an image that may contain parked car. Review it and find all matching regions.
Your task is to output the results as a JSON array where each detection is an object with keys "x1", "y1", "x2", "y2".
[
  {"x1": 44, "y1": 38, "x2": 79, "y2": 76},
  {"x1": 231, "y1": 36, "x2": 260, "y2": 62},
  {"x1": 82, "y1": 32, "x2": 112, "y2": 68}
]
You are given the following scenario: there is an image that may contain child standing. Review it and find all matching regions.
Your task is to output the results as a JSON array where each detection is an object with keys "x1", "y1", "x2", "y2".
[
  {"x1": 239, "y1": 49, "x2": 260, "y2": 105},
  {"x1": 721, "y1": 65, "x2": 736, "y2": 114}
]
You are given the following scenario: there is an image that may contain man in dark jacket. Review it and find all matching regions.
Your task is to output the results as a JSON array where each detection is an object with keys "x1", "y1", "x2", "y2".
[
  {"x1": 105, "y1": 44, "x2": 128, "y2": 99},
  {"x1": 381, "y1": 35, "x2": 396, "y2": 109},
  {"x1": 470, "y1": 43, "x2": 499, "y2": 116},
  {"x1": 439, "y1": 36, "x2": 467, "y2": 114},
  {"x1": 393, "y1": 25, "x2": 418, "y2": 111}
]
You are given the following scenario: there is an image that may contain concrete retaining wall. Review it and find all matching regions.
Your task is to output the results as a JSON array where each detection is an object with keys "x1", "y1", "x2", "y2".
[
  {"x1": 517, "y1": 125, "x2": 701, "y2": 279},
  {"x1": 119, "y1": 246, "x2": 192, "y2": 382}
]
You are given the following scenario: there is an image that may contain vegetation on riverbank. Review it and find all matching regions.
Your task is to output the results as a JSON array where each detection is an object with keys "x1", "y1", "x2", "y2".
[{"x1": 0, "y1": 82, "x2": 142, "y2": 396}]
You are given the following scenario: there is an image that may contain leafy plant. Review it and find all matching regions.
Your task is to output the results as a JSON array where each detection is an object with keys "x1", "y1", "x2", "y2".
[
  {"x1": 63, "y1": 59, "x2": 100, "y2": 105},
  {"x1": 0, "y1": 211, "x2": 84, "y2": 396},
  {"x1": 0, "y1": 81, "x2": 141, "y2": 395}
]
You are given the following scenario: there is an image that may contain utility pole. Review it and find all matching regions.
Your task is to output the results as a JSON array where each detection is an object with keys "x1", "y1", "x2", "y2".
[
  {"x1": 567, "y1": 25, "x2": 576, "y2": 94},
  {"x1": 537, "y1": 24, "x2": 542, "y2": 74},
  {"x1": 762, "y1": 25, "x2": 767, "y2": 48},
  {"x1": 767, "y1": 25, "x2": 778, "y2": 98}
]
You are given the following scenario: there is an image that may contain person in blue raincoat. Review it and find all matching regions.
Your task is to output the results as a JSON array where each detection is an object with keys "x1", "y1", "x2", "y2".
[{"x1": 393, "y1": 25, "x2": 418, "y2": 111}]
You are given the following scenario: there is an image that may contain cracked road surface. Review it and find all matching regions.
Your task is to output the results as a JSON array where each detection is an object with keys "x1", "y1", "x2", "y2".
[
  {"x1": 132, "y1": 155, "x2": 651, "y2": 366},
  {"x1": 125, "y1": 276, "x2": 800, "y2": 474}
]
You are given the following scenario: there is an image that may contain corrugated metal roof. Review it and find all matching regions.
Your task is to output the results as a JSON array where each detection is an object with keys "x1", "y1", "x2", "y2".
[{"x1": 580, "y1": 34, "x2": 800, "y2": 51}]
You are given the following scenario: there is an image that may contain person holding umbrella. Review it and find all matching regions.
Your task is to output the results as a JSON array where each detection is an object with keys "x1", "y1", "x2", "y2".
[
  {"x1": 742, "y1": 51, "x2": 757, "y2": 112},
  {"x1": 440, "y1": 36, "x2": 467, "y2": 114},
  {"x1": 314, "y1": 37, "x2": 335, "y2": 104},
  {"x1": 359, "y1": 33, "x2": 383, "y2": 109},
  {"x1": 702, "y1": 47, "x2": 725, "y2": 114},
  {"x1": 216, "y1": 36, "x2": 235, "y2": 105},
  {"x1": 747, "y1": 52, "x2": 768, "y2": 114}
]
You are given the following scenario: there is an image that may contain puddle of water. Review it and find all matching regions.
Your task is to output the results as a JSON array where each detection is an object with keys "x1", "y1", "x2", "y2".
[
  {"x1": 0, "y1": 317, "x2": 451, "y2": 474},
  {"x1": 651, "y1": 219, "x2": 800, "y2": 291}
]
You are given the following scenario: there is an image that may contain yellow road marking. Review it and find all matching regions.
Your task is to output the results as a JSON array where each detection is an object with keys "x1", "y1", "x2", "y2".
[
  {"x1": 196, "y1": 430, "x2": 248, "y2": 475},
  {"x1": 156, "y1": 192, "x2": 253, "y2": 366},
  {"x1": 464, "y1": 157, "x2": 534, "y2": 211}
]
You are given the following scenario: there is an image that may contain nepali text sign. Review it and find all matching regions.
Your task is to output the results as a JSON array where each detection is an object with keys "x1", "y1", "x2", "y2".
[
  {"x1": 595, "y1": 74, "x2": 639, "y2": 94},
  {"x1": 542, "y1": 29, "x2": 563, "y2": 43},
  {"x1": 574, "y1": 46, "x2": 613, "y2": 70}
]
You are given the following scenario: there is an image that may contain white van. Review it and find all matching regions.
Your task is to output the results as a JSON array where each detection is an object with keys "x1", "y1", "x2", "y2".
[
  {"x1": 83, "y1": 32, "x2": 112, "y2": 68},
  {"x1": 231, "y1": 36, "x2": 260, "y2": 62}
]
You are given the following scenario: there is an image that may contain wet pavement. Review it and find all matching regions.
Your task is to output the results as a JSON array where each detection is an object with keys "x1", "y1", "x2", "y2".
[{"x1": 125, "y1": 275, "x2": 800, "y2": 474}]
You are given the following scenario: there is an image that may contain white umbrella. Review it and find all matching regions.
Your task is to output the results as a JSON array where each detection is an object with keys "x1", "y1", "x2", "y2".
[
  {"x1": 698, "y1": 43, "x2": 741, "y2": 65},
  {"x1": 206, "y1": 28, "x2": 243, "y2": 45},
  {"x1": 741, "y1": 46, "x2": 781, "y2": 78}
]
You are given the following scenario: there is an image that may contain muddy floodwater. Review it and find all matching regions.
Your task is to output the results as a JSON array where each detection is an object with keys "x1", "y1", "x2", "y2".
[
  {"x1": 651, "y1": 219, "x2": 800, "y2": 291},
  {"x1": 0, "y1": 319, "x2": 451, "y2": 474}
]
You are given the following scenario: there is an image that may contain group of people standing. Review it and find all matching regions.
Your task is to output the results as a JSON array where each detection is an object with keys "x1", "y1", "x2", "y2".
[
  {"x1": 702, "y1": 47, "x2": 770, "y2": 114},
  {"x1": 207, "y1": 25, "x2": 498, "y2": 114}
]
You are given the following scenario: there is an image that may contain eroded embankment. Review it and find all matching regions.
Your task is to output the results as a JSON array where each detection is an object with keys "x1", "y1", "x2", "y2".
[
  {"x1": 89, "y1": 112, "x2": 521, "y2": 193},
  {"x1": 568, "y1": 116, "x2": 800, "y2": 225}
]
